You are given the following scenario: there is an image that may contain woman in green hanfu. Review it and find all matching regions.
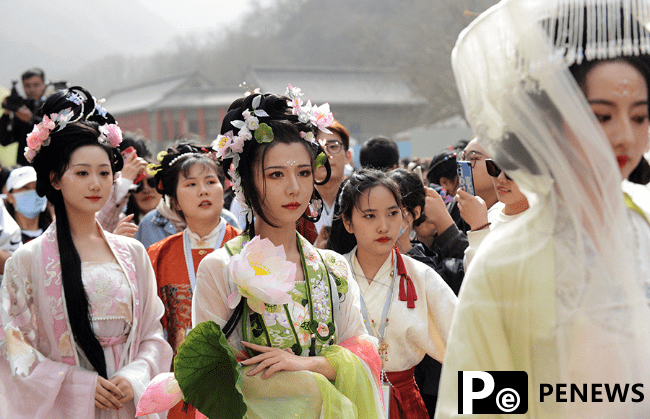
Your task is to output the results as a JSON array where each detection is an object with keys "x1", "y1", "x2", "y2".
[{"x1": 192, "y1": 87, "x2": 384, "y2": 418}]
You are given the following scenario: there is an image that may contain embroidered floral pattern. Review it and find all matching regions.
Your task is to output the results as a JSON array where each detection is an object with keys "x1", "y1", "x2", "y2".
[
  {"x1": 83, "y1": 263, "x2": 133, "y2": 324},
  {"x1": 5, "y1": 327, "x2": 39, "y2": 377},
  {"x1": 160, "y1": 284, "x2": 193, "y2": 352},
  {"x1": 58, "y1": 331, "x2": 74, "y2": 358}
]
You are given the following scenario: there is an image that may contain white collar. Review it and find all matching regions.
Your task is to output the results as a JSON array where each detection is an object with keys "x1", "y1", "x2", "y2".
[{"x1": 185, "y1": 218, "x2": 225, "y2": 248}]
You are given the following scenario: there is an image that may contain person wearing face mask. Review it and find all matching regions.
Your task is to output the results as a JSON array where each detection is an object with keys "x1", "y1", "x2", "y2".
[{"x1": 5, "y1": 166, "x2": 52, "y2": 243}]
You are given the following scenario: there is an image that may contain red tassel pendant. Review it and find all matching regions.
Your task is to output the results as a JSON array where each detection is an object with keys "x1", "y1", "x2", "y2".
[{"x1": 394, "y1": 248, "x2": 417, "y2": 308}]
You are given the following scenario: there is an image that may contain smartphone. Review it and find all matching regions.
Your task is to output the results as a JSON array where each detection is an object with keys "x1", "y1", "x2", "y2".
[
  {"x1": 457, "y1": 161, "x2": 475, "y2": 195},
  {"x1": 121, "y1": 146, "x2": 147, "y2": 184}
]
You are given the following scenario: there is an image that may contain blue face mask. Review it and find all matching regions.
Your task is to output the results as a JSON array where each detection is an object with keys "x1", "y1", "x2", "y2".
[{"x1": 12, "y1": 190, "x2": 47, "y2": 219}]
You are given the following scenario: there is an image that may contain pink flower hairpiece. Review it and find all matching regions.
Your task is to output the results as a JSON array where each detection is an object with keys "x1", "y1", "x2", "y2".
[
  {"x1": 98, "y1": 123, "x2": 123, "y2": 148},
  {"x1": 24, "y1": 110, "x2": 74, "y2": 163},
  {"x1": 285, "y1": 84, "x2": 334, "y2": 134}
]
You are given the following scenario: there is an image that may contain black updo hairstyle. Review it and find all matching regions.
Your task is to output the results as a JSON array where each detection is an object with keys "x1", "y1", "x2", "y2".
[
  {"x1": 153, "y1": 143, "x2": 224, "y2": 220},
  {"x1": 220, "y1": 92, "x2": 332, "y2": 237},
  {"x1": 427, "y1": 150, "x2": 458, "y2": 186},
  {"x1": 31, "y1": 86, "x2": 124, "y2": 379},
  {"x1": 327, "y1": 169, "x2": 402, "y2": 255},
  {"x1": 388, "y1": 168, "x2": 427, "y2": 227}
]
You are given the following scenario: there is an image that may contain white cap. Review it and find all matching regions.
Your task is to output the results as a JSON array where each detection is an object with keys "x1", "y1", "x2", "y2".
[{"x1": 7, "y1": 166, "x2": 37, "y2": 191}]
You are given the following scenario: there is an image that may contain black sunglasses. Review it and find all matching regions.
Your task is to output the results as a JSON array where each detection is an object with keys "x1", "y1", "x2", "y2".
[
  {"x1": 134, "y1": 177, "x2": 157, "y2": 193},
  {"x1": 485, "y1": 159, "x2": 512, "y2": 180}
]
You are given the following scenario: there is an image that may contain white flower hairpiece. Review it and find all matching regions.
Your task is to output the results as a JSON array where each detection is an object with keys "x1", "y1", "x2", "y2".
[
  {"x1": 285, "y1": 84, "x2": 334, "y2": 134},
  {"x1": 212, "y1": 85, "x2": 334, "y2": 224}
]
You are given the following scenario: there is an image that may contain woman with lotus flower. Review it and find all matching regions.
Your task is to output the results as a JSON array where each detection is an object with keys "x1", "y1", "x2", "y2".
[{"x1": 188, "y1": 88, "x2": 385, "y2": 418}]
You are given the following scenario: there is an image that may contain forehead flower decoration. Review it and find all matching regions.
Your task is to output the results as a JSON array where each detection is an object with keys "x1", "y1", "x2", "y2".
[{"x1": 212, "y1": 85, "x2": 334, "y2": 224}]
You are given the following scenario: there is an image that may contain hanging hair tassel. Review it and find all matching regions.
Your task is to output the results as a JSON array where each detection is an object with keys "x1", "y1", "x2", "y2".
[{"x1": 544, "y1": 0, "x2": 650, "y2": 65}]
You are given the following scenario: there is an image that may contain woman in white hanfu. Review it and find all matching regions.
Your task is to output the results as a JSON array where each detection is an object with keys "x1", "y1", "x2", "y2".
[
  {"x1": 328, "y1": 169, "x2": 458, "y2": 419},
  {"x1": 435, "y1": 0, "x2": 650, "y2": 417},
  {"x1": 0, "y1": 86, "x2": 172, "y2": 419}
]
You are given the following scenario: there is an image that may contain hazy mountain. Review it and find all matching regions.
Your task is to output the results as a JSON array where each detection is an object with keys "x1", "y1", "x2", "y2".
[{"x1": 2, "y1": 0, "x2": 498, "y2": 123}]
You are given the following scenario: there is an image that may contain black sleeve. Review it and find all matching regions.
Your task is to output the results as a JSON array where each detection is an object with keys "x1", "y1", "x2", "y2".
[
  {"x1": 431, "y1": 223, "x2": 468, "y2": 260},
  {"x1": 0, "y1": 113, "x2": 15, "y2": 146}
]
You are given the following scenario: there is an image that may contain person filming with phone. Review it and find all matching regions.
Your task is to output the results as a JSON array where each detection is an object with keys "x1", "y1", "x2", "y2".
[
  {"x1": 455, "y1": 138, "x2": 530, "y2": 268},
  {"x1": 1, "y1": 68, "x2": 47, "y2": 166}
]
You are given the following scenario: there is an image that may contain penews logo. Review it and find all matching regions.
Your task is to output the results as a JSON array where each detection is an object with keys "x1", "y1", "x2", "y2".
[{"x1": 458, "y1": 371, "x2": 528, "y2": 414}]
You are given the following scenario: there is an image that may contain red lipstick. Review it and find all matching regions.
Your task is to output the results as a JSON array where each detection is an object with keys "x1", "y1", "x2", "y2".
[
  {"x1": 283, "y1": 202, "x2": 300, "y2": 210},
  {"x1": 86, "y1": 196, "x2": 101, "y2": 202},
  {"x1": 617, "y1": 155, "x2": 628, "y2": 168},
  {"x1": 376, "y1": 236, "x2": 390, "y2": 243}
]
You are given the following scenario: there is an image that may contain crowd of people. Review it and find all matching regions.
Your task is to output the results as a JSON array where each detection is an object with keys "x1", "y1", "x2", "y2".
[{"x1": 2, "y1": 0, "x2": 650, "y2": 417}]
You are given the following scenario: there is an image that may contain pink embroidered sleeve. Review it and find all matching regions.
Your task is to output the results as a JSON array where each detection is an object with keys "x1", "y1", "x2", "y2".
[{"x1": 0, "y1": 247, "x2": 97, "y2": 418}]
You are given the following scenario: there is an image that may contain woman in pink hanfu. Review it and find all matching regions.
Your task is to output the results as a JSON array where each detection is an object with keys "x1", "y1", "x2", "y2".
[{"x1": 0, "y1": 86, "x2": 172, "y2": 419}]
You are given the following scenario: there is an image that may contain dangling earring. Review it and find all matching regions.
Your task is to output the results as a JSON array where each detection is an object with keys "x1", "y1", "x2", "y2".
[{"x1": 303, "y1": 188, "x2": 324, "y2": 222}]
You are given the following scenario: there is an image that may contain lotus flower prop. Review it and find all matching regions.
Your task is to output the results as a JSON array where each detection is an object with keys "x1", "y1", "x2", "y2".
[
  {"x1": 135, "y1": 373, "x2": 183, "y2": 416},
  {"x1": 227, "y1": 236, "x2": 296, "y2": 314}
]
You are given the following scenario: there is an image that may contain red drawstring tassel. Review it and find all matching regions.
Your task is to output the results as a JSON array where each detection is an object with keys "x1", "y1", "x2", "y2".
[{"x1": 394, "y1": 248, "x2": 417, "y2": 308}]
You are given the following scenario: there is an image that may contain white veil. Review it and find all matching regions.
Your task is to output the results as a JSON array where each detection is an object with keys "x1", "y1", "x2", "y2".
[{"x1": 436, "y1": 0, "x2": 650, "y2": 417}]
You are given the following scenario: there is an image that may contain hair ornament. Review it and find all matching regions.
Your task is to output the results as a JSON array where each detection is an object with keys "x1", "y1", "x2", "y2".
[
  {"x1": 67, "y1": 92, "x2": 84, "y2": 106},
  {"x1": 98, "y1": 123, "x2": 122, "y2": 148},
  {"x1": 285, "y1": 84, "x2": 334, "y2": 134},
  {"x1": 24, "y1": 110, "x2": 74, "y2": 163},
  {"x1": 300, "y1": 131, "x2": 316, "y2": 144},
  {"x1": 168, "y1": 152, "x2": 196, "y2": 167},
  {"x1": 146, "y1": 162, "x2": 162, "y2": 176},
  {"x1": 94, "y1": 98, "x2": 109, "y2": 119},
  {"x1": 24, "y1": 89, "x2": 121, "y2": 163},
  {"x1": 239, "y1": 82, "x2": 261, "y2": 97},
  {"x1": 146, "y1": 146, "x2": 217, "y2": 177},
  {"x1": 542, "y1": 0, "x2": 650, "y2": 66},
  {"x1": 306, "y1": 198, "x2": 323, "y2": 218}
]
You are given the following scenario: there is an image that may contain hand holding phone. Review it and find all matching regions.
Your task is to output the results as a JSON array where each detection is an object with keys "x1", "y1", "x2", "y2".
[
  {"x1": 457, "y1": 161, "x2": 475, "y2": 195},
  {"x1": 121, "y1": 146, "x2": 147, "y2": 184}
]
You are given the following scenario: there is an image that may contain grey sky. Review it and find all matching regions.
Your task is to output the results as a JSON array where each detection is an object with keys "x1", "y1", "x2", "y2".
[{"x1": 1, "y1": 0, "x2": 255, "y2": 92}]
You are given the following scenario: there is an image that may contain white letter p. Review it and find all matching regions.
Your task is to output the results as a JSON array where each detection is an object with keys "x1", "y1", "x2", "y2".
[{"x1": 462, "y1": 371, "x2": 495, "y2": 414}]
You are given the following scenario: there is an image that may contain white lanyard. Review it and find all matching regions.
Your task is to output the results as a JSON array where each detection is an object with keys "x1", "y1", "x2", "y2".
[
  {"x1": 182, "y1": 226, "x2": 226, "y2": 290},
  {"x1": 354, "y1": 250, "x2": 398, "y2": 339}
]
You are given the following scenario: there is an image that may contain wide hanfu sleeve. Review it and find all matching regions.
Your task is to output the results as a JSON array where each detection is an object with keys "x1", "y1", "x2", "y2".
[
  {"x1": 0, "y1": 245, "x2": 97, "y2": 419},
  {"x1": 112, "y1": 238, "x2": 172, "y2": 419},
  {"x1": 319, "y1": 250, "x2": 385, "y2": 419},
  {"x1": 192, "y1": 248, "x2": 235, "y2": 330}
]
